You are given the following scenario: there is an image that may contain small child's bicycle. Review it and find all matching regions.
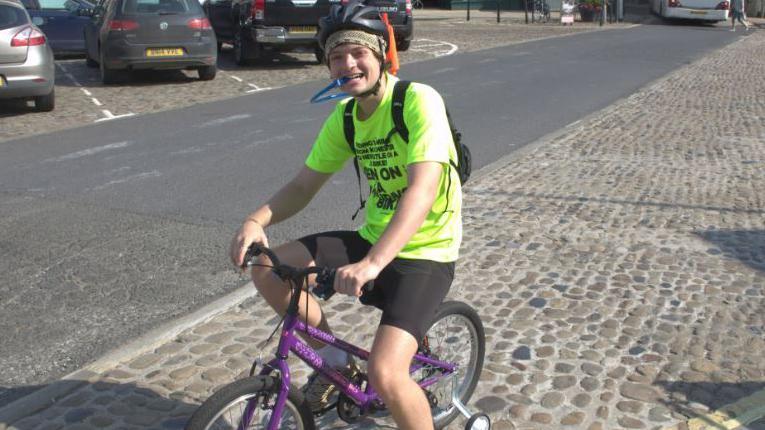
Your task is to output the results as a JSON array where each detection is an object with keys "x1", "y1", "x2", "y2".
[{"x1": 185, "y1": 243, "x2": 491, "y2": 430}]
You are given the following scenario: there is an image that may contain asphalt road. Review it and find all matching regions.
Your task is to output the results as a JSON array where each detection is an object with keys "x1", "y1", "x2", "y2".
[{"x1": 0, "y1": 22, "x2": 745, "y2": 407}]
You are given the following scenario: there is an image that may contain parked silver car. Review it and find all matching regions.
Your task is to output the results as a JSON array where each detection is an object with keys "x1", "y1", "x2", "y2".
[{"x1": 0, "y1": 0, "x2": 55, "y2": 111}]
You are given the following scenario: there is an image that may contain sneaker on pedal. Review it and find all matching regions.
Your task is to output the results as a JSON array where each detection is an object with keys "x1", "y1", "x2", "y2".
[{"x1": 302, "y1": 362, "x2": 359, "y2": 413}]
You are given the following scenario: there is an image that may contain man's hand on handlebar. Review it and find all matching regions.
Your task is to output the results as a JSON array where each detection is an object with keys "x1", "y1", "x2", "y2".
[
  {"x1": 332, "y1": 259, "x2": 381, "y2": 297},
  {"x1": 230, "y1": 218, "x2": 269, "y2": 270}
]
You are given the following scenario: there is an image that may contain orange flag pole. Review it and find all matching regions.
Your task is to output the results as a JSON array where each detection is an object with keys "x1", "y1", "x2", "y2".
[{"x1": 381, "y1": 12, "x2": 399, "y2": 75}]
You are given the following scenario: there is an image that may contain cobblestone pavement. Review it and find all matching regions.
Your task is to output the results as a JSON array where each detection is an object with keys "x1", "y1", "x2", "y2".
[
  {"x1": 0, "y1": 11, "x2": 629, "y2": 143},
  {"x1": 3, "y1": 20, "x2": 764, "y2": 430}
]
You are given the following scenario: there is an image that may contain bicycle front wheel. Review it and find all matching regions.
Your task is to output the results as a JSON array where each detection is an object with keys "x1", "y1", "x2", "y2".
[
  {"x1": 419, "y1": 301, "x2": 486, "y2": 429},
  {"x1": 185, "y1": 375, "x2": 315, "y2": 430}
]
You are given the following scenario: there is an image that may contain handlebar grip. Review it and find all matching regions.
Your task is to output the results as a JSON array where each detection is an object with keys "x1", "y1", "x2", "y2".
[
  {"x1": 242, "y1": 243, "x2": 280, "y2": 270},
  {"x1": 241, "y1": 244, "x2": 261, "y2": 269},
  {"x1": 313, "y1": 269, "x2": 374, "y2": 301}
]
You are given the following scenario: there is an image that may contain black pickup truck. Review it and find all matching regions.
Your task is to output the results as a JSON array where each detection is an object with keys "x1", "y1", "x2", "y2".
[{"x1": 203, "y1": 0, "x2": 412, "y2": 65}]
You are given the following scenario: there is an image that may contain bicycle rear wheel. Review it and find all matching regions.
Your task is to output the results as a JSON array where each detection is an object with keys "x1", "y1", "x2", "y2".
[
  {"x1": 185, "y1": 375, "x2": 315, "y2": 430},
  {"x1": 416, "y1": 301, "x2": 486, "y2": 429}
]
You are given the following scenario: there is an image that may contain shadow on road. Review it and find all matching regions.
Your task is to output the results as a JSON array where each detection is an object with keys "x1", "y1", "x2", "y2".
[
  {"x1": 0, "y1": 380, "x2": 197, "y2": 429},
  {"x1": 695, "y1": 229, "x2": 765, "y2": 273},
  {"x1": 0, "y1": 378, "x2": 398, "y2": 429},
  {"x1": 0, "y1": 99, "x2": 39, "y2": 118},
  {"x1": 657, "y1": 380, "x2": 765, "y2": 424}
]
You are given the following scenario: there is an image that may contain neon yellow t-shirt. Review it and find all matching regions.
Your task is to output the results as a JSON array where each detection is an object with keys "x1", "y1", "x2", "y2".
[{"x1": 306, "y1": 74, "x2": 462, "y2": 262}]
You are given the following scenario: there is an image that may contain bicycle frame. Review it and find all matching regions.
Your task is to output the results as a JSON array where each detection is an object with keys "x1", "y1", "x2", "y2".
[{"x1": 249, "y1": 305, "x2": 458, "y2": 430}]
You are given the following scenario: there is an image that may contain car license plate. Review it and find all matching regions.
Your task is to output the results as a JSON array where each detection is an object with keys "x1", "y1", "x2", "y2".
[
  {"x1": 690, "y1": 10, "x2": 707, "y2": 14},
  {"x1": 288, "y1": 26, "x2": 316, "y2": 34},
  {"x1": 145, "y1": 48, "x2": 184, "y2": 57}
]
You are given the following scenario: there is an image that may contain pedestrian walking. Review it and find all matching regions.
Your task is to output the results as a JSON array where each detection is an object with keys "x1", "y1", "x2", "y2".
[{"x1": 730, "y1": 0, "x2": 751, "y2": 31}]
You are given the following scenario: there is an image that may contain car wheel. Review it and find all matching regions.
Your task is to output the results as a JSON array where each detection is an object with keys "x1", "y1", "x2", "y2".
[
  {"x1": 234, "y1": 25, "x2": 261, "y2": 66},
  {"x1": 396, "y1": 38, "x2": 410, "y2": 52},
  {"x1": 85, "y1": 50, "x2": 98, "y2": 68},
  {"x1": 233, "y1": 26, "x2": 251, "y2": 65},
  {"x1": 100, "y1": 52, "x2": 125, "y2": 85},
  {"x1": 34, "y1": 88, "x2": 55, "y2": 112},
  {"x1": 198, "y1": 65, "x2": 217, "y2": 81},
  {"x1": 84, "y1": 32, "x2": 98, "y2": 67}
]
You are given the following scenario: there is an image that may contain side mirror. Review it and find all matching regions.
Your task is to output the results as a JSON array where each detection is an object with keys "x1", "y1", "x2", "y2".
[{"x1": 31, "y1": 16, "x2": 45, "y2": 25}]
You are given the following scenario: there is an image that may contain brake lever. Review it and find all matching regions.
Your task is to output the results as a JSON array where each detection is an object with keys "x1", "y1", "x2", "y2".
[{"x1": 313, "y1": 269, "x2": 336, "y2": 300}]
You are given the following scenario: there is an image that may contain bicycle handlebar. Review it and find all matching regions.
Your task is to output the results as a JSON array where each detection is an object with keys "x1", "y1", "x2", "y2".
[{"x1": 242, "y1": 243, "x2": 373, "y2": 301}]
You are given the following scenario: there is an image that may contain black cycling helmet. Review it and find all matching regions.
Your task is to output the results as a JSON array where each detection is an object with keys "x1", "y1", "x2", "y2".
[{"x1": 317, "y1": 0, "x2": 389, "y2": 54}]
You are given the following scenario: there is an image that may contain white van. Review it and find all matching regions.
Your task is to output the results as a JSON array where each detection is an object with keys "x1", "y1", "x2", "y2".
[{"x1": 651, "y1": 0, "x2": 729, "y2": 21}]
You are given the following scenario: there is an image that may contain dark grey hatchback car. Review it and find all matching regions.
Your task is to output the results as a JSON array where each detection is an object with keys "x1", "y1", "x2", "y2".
[{"x1": 83, "y1": 0, "x2": 217, "y2": 83}]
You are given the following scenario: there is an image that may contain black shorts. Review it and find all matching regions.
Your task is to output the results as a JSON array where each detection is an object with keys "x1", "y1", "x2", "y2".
[{"x1": 298, "y1": 230, "x2": 454, "y2": 342}]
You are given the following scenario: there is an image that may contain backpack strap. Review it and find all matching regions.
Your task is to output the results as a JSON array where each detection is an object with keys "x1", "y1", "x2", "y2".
[
  {"x1": 394, "y1": 79, "x2": 461, "y2": 183},
  {"x1": 445, "y1": 107, "x2": 460, "y2": 173},
  {"x1": 343, "y1": 99, "x2": 365, "y2": 220},
  {"x1": 343, "y1": 99, "x2": 356, "y2": 147},
  {"x1": 392, "y1": 80, "x2": 411, "y2": 143}
]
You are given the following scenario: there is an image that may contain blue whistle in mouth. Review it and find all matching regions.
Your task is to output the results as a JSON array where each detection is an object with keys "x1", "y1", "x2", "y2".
[{"x1": 310, "y1": 76, "x2": 351, "y2": 104}]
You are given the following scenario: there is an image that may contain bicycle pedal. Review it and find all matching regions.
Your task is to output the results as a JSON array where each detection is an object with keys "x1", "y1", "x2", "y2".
[{"x1": 311, "y1": 400, "x2": 338, "y2": 417}]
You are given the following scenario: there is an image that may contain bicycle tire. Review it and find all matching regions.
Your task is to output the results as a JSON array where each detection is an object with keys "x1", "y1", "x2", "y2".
[
  {"x1": 416, "y1": 301, "x2": 486, "y2": 429},
  {"x1": 185, "y1": 375, "x2": 316, "y2": 430}
]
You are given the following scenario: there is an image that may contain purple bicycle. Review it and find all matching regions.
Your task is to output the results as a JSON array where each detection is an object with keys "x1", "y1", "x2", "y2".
[{"x1": 185, "y1": 244, "x2": 490, "y2": 430}]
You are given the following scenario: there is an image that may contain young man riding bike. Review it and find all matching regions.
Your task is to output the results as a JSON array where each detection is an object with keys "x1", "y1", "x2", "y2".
[{"x1": 229, "y1": 1, "x2": 461, "y2": 428}]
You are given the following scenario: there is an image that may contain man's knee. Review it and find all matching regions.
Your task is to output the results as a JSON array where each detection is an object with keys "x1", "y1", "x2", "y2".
[
  {"x1": 368, "y1": 356, "x2": 409, "y2": 398},
  {"x1": 367, "y1": 361, "x2": 394, "y2": 397}
]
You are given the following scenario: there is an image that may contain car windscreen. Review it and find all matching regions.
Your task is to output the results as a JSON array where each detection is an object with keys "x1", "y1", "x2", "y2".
[
  {"x1": 0, "y1": 4, "x2": 28, "y2": 30},
  {"x1": 20, "y1": 0, "x2": 40, "y2": 10},
  {"x1": 122, "y1": 0, "x2": 195, "y2": 14},
  {"x1": 38, "y1": 0, "x2": 83, "y2": 11}
]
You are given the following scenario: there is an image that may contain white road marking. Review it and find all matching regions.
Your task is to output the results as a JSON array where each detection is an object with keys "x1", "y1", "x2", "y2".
[
  {"x1": 170, "y1": 146, "x2": 206, "y2": 155},
  {"x1": 411, "y1": 38, "x2": 458, "y2": 57},
  {"x1": 95, "y1": 110, "x2": 136, "y2": 122},
  {"x1": 55, "y1": 63, "x2": 135, "y2": 122},
  {"x1": 415, "y1": 43, "x2": 448, "y2": 48},
  {"x1": 43, "y1": 141, "x2": 133, "y2": 163},
  {"x1": 431, "y1": 67, "x2": 457, "y2": 75},
  {"x1": 196, "y1": 114, "x2": 252, "y2": 128},
  {"x1": 248, "y1": 133, "x2": 293, "y2": 148},
  {"x1": 221, "y1": 70, "x2": 272, "y2": 94},
  {"x1": 246, "y1": 83, "x2": 272, "y2": 93},
  {"x1": 91, "y1": 170, "x2": 161, "y2": 191}
]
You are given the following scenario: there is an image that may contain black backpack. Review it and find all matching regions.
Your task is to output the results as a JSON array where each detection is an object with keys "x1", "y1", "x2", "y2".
[{"x1": 342, "y1": 80, "x2": 471, "y2": 219}]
